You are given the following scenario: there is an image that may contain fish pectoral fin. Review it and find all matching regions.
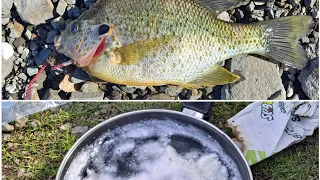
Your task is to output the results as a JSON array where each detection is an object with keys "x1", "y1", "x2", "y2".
[
  {"x1": 110, "y1": 37, "x2": 172, "y2": 65},
  {"x1": 187, "y1": 65, "x2": 240, "y2": 87},
  {"x1": 197, "y1": 0, "x2": 242, "y2": 16}
]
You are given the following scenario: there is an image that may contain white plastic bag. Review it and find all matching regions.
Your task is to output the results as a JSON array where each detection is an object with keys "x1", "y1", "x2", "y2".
[
  {"x1": 228, "y1": 102, "x2": 319, "y2": 165},
  {"x1": 2, "y1": 101, "x2": 67, "y2": 124}
]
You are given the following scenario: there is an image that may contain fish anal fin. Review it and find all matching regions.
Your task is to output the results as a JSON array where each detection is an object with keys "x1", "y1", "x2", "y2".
[
  {"x1": 187, "y1": 65, "x2": 240, "y2": 88},
  {"x1": 110, "y1": 37, "x2": 172, "y2": 65}
]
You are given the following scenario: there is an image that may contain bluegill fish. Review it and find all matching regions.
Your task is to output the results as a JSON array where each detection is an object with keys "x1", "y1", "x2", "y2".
[{"x1": 55, "y1": 0, "x2": 313, "y2": 89}]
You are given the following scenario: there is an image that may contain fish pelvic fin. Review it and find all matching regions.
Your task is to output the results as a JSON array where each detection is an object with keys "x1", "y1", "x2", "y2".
[
  {"x1": 260, "y1": 15, "x2": 313, "y2": 69},
  {"x1": 110, "y1": 37, "x2": 172, "y2": 65},
  {"x1": 187, "y1": 65, "x2": 240, "y2": 88}
]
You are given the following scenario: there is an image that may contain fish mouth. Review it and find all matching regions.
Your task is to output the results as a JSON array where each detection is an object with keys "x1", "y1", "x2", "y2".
[{"x1": 75, "y1": 37, "x2": 107, "y2": 67}]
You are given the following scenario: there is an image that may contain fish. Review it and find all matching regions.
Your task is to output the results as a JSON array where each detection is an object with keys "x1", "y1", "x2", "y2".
[{"x1": 55, "y1": 0, "x2": 313, "y2": 89}]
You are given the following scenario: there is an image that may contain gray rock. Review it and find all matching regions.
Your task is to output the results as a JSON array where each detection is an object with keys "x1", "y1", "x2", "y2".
[
  {"x1": 286, "y1": 81, "x2": 294, "y2": 98},
  {"x1": 57, "y1": 0, "x2": 68, "y2": 15},
  {"x1": 298, "y1": 59, "x2": 319, "y2": 100},
  {"x1": 14, "y1": 0, "x2": 54, "y2": 25},
  {"x1": 35, "y1": 48, "x2": 52, "y2": 65},
  {"x1": 164, "y1": 85, "x2": 183, "y2": 97},
  {"x1": 145, "y1": 93, "x2": 172, "y2": 100},
  {"x1": 43, "y1": 89, "x2": 62, "y2": 100},
  {"x1": 46, "y1": 30, "x2": 58, "y2": 44},
  {"x1": 71, "y1": 126, "x2": 89, "y2": 136},
  {"x1": 302, "y1": 36, "x2": 310, "y2": 43},
  {"x1": 15, "y1": 117, "x2": 27, "y2": 129},
  {"x1": 71, "y1": 68, "x2": 90, "y2": 83},
  {"x1": 120, "y1": 86, "x2": 137, "y2": 94},
  {"x1": 65, "y1": 0, "x2": 76, "y2": 5},
  {"x1": 29, "y1": 121, "x2": 38, "y2": 128},
  {"x1": 2, "y1": 0, "x2": 13, "y2": 15},
  {"x1": 81, "y1": 82, "x2": 99, "y2": 93},
  {"x1": 21, "y1": 48, "x2": 30, "y2": 59},
  {"x1": 17, "y1": 46, "x2": 24, "y2": 54},
  {"x1": 60, "y1": 123, "x2": 73, "y2": 131},
  {"x1": 2, "y1": 17, "x2": 10, "y2": 25},
  {"x1": 70, "y1": 91, "x2": 104, "y2": 100},
  {"x1": 3, "y1": 56, "x2": 14, "y2": 80},
  {"x1": 2, "y1": 124, "x2": 14, "y2": 132},
  {"x1": 13, "y1": 37, "x2": 25, "y2": 48},
  {"x1": 27, "y1": 67, "x2": 38, "y2": 76},
  {"x1": 9, "y1": 21, "x2": 24, "y2": 38},
  {"x1": 18, "y1": 73, "x2": 27, "y2": 81},
  {"x1": 221, "y1": 55, "x2": 286, "y2": 100},
  {"x1": 24, "y1": 30, "x2": 32, "y2": 40}
]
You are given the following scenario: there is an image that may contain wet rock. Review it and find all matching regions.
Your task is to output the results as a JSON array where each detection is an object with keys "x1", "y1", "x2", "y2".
[
  {"x1": 15, "y1": 0, "x2": 54, "y2": 25},
  {"x1": 35, "y1": 48, "x2": 52, "y2": 66},
  {"x1": 304, "y1": 0, "x2": 317, "y2": 8},
  {"x1": 70, "y1": 91, "x2": 104, "y2": 100},
  {"x1": 51, "y1": 17, "x2": 65, "y2": 30},
  {"x1": 84, "y1": 0, "x2": 96, "y2": 8},
  {"x1": 71, "y1": 68, "x2": 90, "y2": 83},
  {"x1": 71, "y1": 126, "x2": 89, "y2": 136},
  {"x1": 57, "y1": 0, "x2": 68, "y2": 16},
  {"x1": 15, "y1": 117, "x2": 27, "y2": 129},
  {"x1": 298, "y1": 59, "x2": 319, "y2": 100},
  {"x1": 2, "y1": 124, "x2": 14, "y2": 132},
  {"x1": 2, "y1": 0, "x2": 13, "y2": 15},
  {"x1": 46, "y1": 30, "x2": 58, "y2": 44},
  {"x1": 80, "y1": 82, "x2": 99, "y2": 93},
  {"x1": 37, "y1": 28, "x2": 48, "y2": 40},
  {"x1": 222, "y1": 55, "x2": 286, "y2": 100}
]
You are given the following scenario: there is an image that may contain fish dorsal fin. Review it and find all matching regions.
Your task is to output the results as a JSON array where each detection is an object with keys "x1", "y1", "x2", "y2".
[
  {"x1": 110, "y1": 37, "x2": 172, "y2": 65},
  {"x1": 197, "y1": 0, "x2": 243, "y2": 16},
  {"x1": 187, "y1": 64, "x2": 240, "y2": 87}
]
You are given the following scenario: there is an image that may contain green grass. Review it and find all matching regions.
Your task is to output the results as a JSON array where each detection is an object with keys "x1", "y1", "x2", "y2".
[{"x1": 2, "y1": 102, "x2": 318, "y2": 179}]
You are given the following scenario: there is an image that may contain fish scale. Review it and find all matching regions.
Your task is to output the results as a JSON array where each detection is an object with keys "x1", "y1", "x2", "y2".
[{"x1": 57, "y1": 0, "x2": 312, "y2": 89}]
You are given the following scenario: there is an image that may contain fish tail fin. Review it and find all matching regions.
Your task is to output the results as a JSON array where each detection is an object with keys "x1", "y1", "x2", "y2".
[{"x1": 259, "y1": 16, "x2": 313, "y2": 69}]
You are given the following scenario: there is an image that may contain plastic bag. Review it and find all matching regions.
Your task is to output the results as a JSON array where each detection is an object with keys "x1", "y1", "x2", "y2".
[
  {"x1": 2, "y1": 101, "x2": 67, "y2": 124},
  {"x1": 228, "y1": 101, "x2": 319, "y2": 166}
]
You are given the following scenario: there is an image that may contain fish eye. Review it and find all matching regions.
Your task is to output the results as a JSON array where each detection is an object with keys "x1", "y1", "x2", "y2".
[
  {"x1": 70, "y1": 23, "x2": 79, "y2": 33},
  {"x1": 98, "y1": 24, "x2": 111, "y2": 35}
]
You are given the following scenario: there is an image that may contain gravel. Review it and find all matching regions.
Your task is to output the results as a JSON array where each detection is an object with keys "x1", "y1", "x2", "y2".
[{"x1": 1, "y1": 0, "x2": 318, "y2": 100}]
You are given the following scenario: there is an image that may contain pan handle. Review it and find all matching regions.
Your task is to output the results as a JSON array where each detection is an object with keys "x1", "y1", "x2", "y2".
[{"x1": 181, "y1": 102, "x2": 213, "y2": 121}]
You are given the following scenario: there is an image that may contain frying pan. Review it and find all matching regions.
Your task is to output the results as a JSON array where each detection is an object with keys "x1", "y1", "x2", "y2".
[{"x1": 56, "y1": 103, "x2": 252, "y2": 180}]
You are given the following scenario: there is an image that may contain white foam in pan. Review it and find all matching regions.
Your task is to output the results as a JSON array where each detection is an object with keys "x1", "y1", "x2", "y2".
[{"x1": 64, "y1": 119, "x2": 242, "y2": 180}]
